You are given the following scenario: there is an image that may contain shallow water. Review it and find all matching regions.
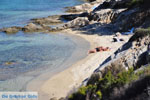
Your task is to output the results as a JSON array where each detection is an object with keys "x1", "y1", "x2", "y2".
[{"x1": 0, "y1": 32, "x2": 77, "y2": 80}]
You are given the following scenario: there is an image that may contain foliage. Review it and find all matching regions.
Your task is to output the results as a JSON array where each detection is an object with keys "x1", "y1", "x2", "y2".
[
  {"x1": 96, "y1": 90, "x2": 102, "y2": 99},
  {"x1": 68, "y1": 65, "x2": 150, "y2": 100}
]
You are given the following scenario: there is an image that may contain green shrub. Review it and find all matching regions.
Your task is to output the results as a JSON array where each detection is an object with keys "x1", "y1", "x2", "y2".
[
  {"x1": 96, "y1": 90, "x2": 102, "y2": 99},
  {"x1": 115, "y1": 68, "x2": 138, "y2": 86},
  {"x1": 98, "y1": 71, "x2": 116, "y2": 92},
  {"x1": 69, "y1": 65, "x2": 150, "y2": 100}
]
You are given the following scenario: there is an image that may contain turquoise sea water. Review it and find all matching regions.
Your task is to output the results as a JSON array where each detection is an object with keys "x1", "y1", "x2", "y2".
[
  {"x1": 0, "y1": 32, "x2": 77, "y2": 80},
  {"x1": 0, "y1": 0, "x2": 88, "y2": 81},
  {"x1": 0, "y1": 0, "x2": 84, "y2": 28}
]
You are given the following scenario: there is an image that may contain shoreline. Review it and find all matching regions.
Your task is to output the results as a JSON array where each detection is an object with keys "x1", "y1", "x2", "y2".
[
  {"x1": 26, "y1": 30, "x2": 91, "y2": 100},
  {"x1": 26, "y1": 29, "x2": 130, "y2": 99}
]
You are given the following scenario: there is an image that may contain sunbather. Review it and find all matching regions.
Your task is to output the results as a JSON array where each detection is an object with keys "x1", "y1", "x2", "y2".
[{"x1": 88, "y1": 46, "x2": 110, "y2": 54}]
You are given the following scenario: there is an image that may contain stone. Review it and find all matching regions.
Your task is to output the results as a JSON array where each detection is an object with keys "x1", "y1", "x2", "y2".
[
  {"x1": 22, "y1": 23, "x2": 44, "y2": 32},
  {"x1": 89, "y1": 9, "x2": 125, "y2": 23},
  {"x1": 60, "y1": 12, "x2": 89, "y2": 21},
  {"x1": 64, "y1": 17, "x2": 89, "y2": 28},
  {"x1": 32, "y1": 15, "x2": 62, "y2": 25},
  {"x1": 65, "y1": 3, "x2": 92, "y2": 13},
  {"x1": 3, "y1": 26, "x2": 21, "y2": 34}
]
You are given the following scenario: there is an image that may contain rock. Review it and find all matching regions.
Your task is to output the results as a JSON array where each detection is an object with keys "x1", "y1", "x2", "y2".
[
  {"x1": 63, "y1": 17, "x2": 89, "y2": 28},
  {"x1": 60, "y1": 12, "x2": 89, "y2": 21},
  {"x1": 89, "y1": 9, "x2": 126, "y2": 23},
  {"x1": 32, "y1": 15, "x2": 62, "y2": 25},
  {"x1": 22, "y1": 23, "x2": 44, "y2": 32},
  {"x1": 99, "y1": 35, "x2": 150, "y2": 71},
  {"x1": 93, "y1": 0, "x2": 130, "y2": 12},
  {"x1": 113, "y1": 8, "x2": 150, "y2": 31},
  {"x1": 48, "y1": 17, "x2": 89, "y2": 32},
  {"x1": 3, "y1": 26, "x2": 21, "y2": 34},
  {"x1": 65, "y1": 3, "x2": 92, "y2": 13}
]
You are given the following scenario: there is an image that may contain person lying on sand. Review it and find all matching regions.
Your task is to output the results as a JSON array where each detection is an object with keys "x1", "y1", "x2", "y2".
[{"x1": 88, "y1": 46, "x2": 110, "y2": 54}]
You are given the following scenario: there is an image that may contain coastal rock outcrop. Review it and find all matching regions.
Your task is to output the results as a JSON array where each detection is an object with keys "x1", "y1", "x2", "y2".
[
  {"x1": 48, "y1": 17, "x2": 90, "y2": 32},
  {"x1": 65, "y1": 3, "x2": 93, "y2": 13},
  {"x1": 113, "y1": 8, "x2": 150, "y2": 31},
  {"x1": 32, "y1": 15, "x2": 62, "y2": 25},
  {"x1": 96, "y1": 28, "x2": 150, "y2": 72},
  {"x1": 1, "y1": 26, "x2": 22, "y2": 34},
  {"x1": 60, "y1": 12, "x2": 89, "y2": 21},
  {"x1": 93, "y1": 0, "x2": 130, "y2": 12},
  {"x1": 22, "y1": 23, "x2": 48, "y2": 33},
  {"x1": 88, "y1": 9, "x2": 125, "y2": 23},
  {"x1": 63, "y1": 17, "x2": 89, "y2": 28}
]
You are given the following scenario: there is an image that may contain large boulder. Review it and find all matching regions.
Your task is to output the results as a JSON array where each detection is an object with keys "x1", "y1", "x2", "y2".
[{"x1": 63, "y1": 17, "x2": 90, "y2": 28}]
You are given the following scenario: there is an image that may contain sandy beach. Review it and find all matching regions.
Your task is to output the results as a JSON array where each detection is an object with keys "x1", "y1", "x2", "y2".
[{"x1": 26, "y1": 29, "x2": 130, "y2": 100}]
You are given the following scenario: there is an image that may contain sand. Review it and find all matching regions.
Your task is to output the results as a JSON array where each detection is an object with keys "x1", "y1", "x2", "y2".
[{"x1": 26, "y1": 29, "x2": 130, "y2": 100}]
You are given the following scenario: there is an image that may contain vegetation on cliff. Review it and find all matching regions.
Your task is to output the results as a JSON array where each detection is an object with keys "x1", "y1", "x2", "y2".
[{"x1": 68, "y1": 64, "x2": 150, "y2": 100}]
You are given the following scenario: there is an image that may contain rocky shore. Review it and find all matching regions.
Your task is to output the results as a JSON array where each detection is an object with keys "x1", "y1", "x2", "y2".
[{"x1": 1, "y1": 0, "x2": 150, "y2": 100}]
